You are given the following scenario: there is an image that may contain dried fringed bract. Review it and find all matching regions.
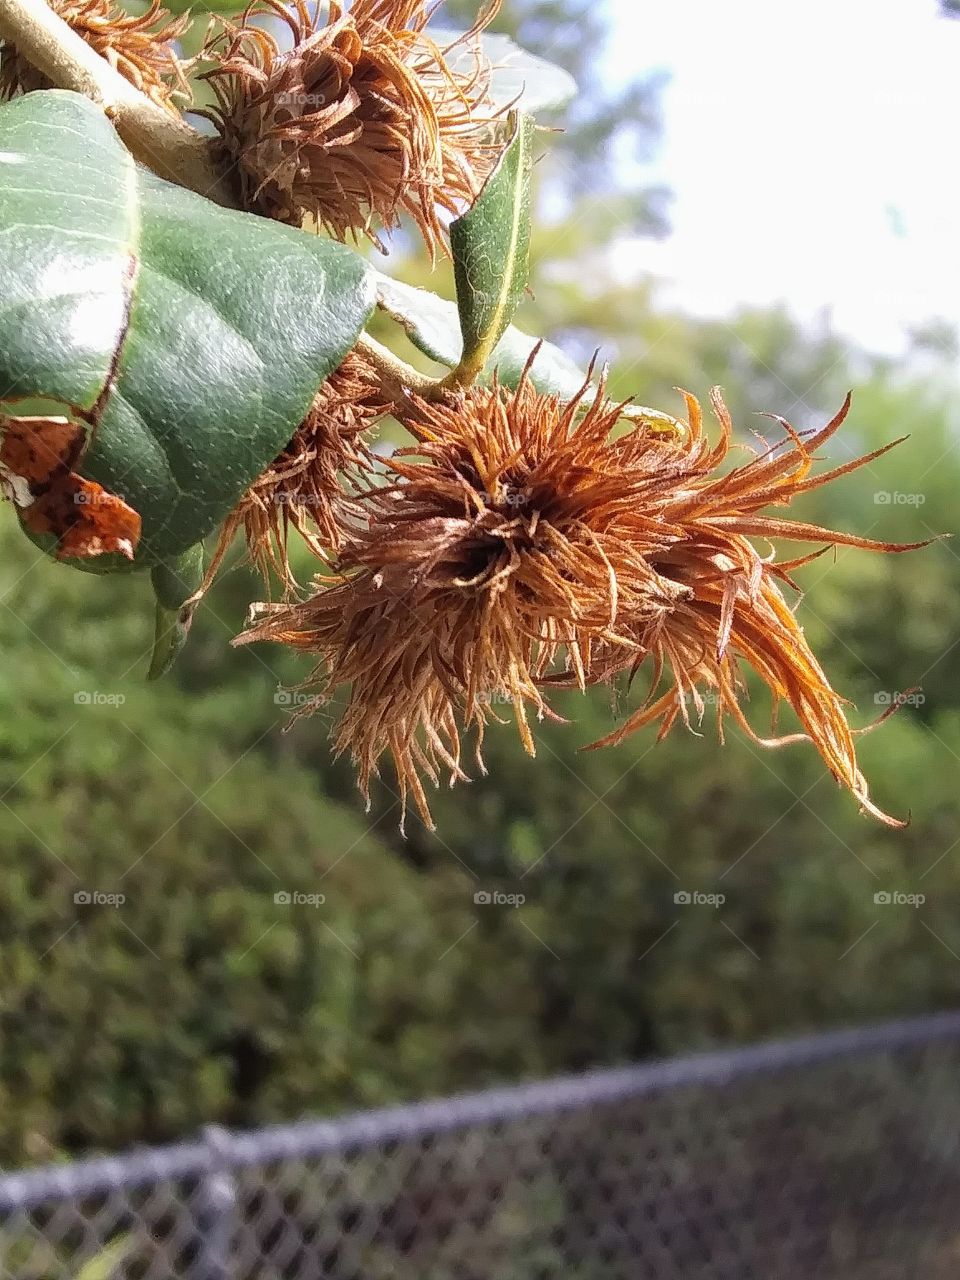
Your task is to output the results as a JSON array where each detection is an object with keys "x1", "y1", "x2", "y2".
[
  {"x1": 237, "y1": 367, "x2": 924, "y2": 829},
  {"x1": 576, "y1": 389, "x2": 926, "y2": 827},
  {"x1": 218, "y1": 350, "x2": 389, "y2": 591},
  {"x1": 236, "y1": 369, "x2": 718, "y2": 826},
  {"x1": 0, "y1": 0, "x2": 190, "y2": 111},
  {"x1": 201, "y1": 0, "x2": 503, "y2": 252}
]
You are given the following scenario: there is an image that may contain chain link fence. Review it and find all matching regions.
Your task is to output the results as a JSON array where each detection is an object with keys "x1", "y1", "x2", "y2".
[{"x1": 2, "y1": 1014, "x2": 960, "y2": 1279}]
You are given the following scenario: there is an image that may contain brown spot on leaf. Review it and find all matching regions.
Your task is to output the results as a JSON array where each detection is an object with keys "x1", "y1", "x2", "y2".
[{"x1": 0, "y1": 414, "x2": 141, "y2": 560}]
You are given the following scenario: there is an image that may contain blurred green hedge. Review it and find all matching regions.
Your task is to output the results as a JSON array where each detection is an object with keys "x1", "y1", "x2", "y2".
[{"x1": 1, "y1": 336, "x2": 959, "y2": 1165}]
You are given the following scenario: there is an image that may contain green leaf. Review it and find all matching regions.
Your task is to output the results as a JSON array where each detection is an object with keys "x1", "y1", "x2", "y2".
[
  {"x1": 0, "y1": 90, "x2": 375, "y2": 569},
  {"x1": 427, "y1": 28, "x2": 577, "y2": 114},
  {"x1": 375, "y1": 276, "x2": 684, "y2": 435},
  {"x1": 74, "y1": 1237, "x2": 132, "y2": 1280},
  {"x1": 148, "y1": 543, "x2": 205, "y2": 678},
  {"x1": 450, "y1": 111, "x2": 534, "y2": 385}
]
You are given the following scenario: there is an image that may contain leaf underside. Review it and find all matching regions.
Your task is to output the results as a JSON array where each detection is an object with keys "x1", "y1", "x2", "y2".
[
  {"x1": 375, "y1": 274, "x2": 588, "y2": 398},
  {"x1": 428, "y1": 27, "x2": 578, "y2": 114},
  {"x1": 375, "y1": 277, "x2": 685, "y2": 435}
]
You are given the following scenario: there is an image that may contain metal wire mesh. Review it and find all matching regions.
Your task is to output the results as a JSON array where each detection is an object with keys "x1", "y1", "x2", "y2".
[{"x1": 2, "y1": 1014, "x2": 960, "y2": 1279}]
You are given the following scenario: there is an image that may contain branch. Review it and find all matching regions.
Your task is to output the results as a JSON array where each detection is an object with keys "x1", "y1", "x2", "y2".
[
  {"x1": 0, "y1": 0, "x2": 237, "y2": 207},
  {"x1": 354, "y1": 333, "x2": 448, "y2": 401}
]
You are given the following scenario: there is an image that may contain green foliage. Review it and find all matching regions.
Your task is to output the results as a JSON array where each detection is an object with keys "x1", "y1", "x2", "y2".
[
  {"x1": 450, "y1": 111, "x2": 534, "y2": 382},
  {"x1": 0, "y1": 528, "x2": 545, "y2": 1160},
  {"x1": 0, "y1": 91, "x2": 375, "y2": 568}
]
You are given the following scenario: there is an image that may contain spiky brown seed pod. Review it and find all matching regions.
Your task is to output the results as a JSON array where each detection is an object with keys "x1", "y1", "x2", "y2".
[
  {"x1": 237, "y1": 366, "x2": 926, "y2": 830},
  {"x1": 201, "y1": 0, "x2": 503, "y2": 252},
  {"x1": 0, "y1": 0, "x2": 190, "y2": 112},
  {"x1": 232, "y1": 368, "x2": 731, "y2": 825},
  {"x1": 217, "y1": 350, "x2": 390, "y2": 592}
]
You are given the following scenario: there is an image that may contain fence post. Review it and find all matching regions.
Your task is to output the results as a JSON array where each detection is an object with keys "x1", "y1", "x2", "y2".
[{"x1": 192, "y1": 1125, "x2": 237, "y2": 1280}]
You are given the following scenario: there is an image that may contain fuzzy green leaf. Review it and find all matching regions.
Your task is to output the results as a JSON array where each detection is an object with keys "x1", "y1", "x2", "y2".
[
  {"x1": 450, "y1": 111, "x2": 534, "y2": 385},
  {"x1": 0, "y1": 90, "x2": 376, "y2": 569}
]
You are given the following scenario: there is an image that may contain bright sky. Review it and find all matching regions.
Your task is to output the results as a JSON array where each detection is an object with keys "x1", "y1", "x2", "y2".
[{"x1": 605, "y1": 0, "x2": 960, "y2": 356}]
